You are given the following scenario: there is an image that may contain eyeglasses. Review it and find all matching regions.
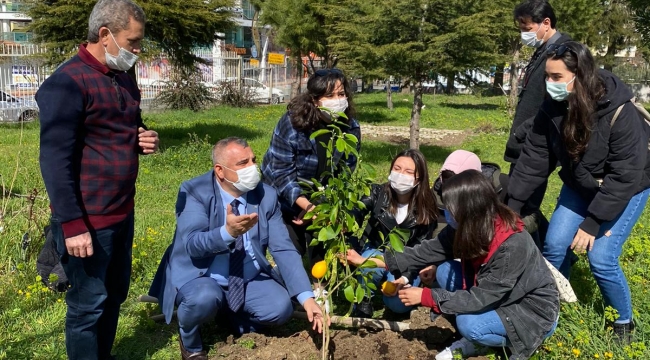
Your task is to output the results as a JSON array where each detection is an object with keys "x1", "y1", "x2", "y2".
[
  {"x1": 546, "y1": 44, "x2": 576, "y2": 57},
  {"x1": 314, "y1": 68, "x2": 343, "y2": 77}
]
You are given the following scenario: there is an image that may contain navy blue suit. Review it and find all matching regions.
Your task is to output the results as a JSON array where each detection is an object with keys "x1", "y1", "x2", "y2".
[{"x1": 149, "y1": 171, "x2": 312, "y2": 350}]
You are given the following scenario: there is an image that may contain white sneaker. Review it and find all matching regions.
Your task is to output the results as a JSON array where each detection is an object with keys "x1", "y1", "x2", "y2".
[
  {"x1": 435, "y1": 337, "x2": 481, "y2": 360},
  {"x1": 313, "y1": 287, "x2": 330, "y2": 314}
]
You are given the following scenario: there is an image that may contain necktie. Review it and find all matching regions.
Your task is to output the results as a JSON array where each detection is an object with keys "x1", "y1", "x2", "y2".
[{"x1": 227, "y1": 199, "x2": 246, "y2": 312}]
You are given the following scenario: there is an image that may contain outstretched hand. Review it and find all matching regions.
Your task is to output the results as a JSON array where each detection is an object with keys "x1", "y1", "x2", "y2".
[
  {"x1": 225, "y1": 204, "x2": 258, "y2": 237},
  {"x1": 303, "y1": 298, "x2": 329, "y2": 333},
  {"x1": 398, "y1": 287, "x2": 423, "y2": 307}
]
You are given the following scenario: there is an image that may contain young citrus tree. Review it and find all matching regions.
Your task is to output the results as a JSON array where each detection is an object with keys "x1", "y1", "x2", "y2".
[{"x1": 301, "y1": 113, "x2": 407, "y2": 359}]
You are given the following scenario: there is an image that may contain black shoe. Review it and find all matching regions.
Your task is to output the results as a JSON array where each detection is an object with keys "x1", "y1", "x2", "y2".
[
  {"x1": 179, "y1": 334, "x2": 207, "y2": 360},
  {"x1": 354, "y1": 299, "x2": 374, "y2": 318},
  {"x1": 613, "y1": 320, "x2": 635, "y2": 344}
]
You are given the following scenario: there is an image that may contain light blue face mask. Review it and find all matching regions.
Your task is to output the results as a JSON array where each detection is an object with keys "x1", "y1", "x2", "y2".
[
  {"x1": 546, "y1": 77, "x2": 575, "y2": 101},
  {"x1": 444, "y1": 209, "x2": 458, "y2": 229}
]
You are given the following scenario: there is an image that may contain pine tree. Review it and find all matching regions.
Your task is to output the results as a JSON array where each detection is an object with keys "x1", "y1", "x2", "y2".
[{"x1": 25, "y1": 0, "x2": 236, "y2": 67}]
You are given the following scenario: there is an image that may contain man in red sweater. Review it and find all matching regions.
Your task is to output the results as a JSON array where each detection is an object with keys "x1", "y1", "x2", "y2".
[{"x1": 37, "y1": 1, "x2": 158, "y2": 359}]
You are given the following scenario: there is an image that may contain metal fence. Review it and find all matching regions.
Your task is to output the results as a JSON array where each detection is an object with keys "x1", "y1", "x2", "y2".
[{"x1": 0, "y1": 43, "x2": 303, "y2": 113}]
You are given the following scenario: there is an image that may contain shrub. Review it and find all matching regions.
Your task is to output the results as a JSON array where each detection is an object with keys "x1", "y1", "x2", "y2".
[
  {"x1": 154, "y1": 67, "x2": 215, "y2": 112},
  {"x1": 214, "y1": 79, "x2": 257, "y2": 108}
]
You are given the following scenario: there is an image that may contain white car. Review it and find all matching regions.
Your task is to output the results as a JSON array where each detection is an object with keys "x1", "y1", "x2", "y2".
[{"x1": 0, "y1": 91, "x2": 39, "y2": 122}]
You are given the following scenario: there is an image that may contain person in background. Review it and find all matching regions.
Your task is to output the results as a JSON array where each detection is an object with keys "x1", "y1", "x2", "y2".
[
  {"x1": 431, "y1": 150, "x2": 546, "y2": 248},
  {"x1": 388, "y1": 170, "x2": 559, "y2": 360},
  {"x1": 262, "y1": 69, "x2": 360, "y2": 298},
  {"x1": 37, "y1": 1, "x2": 159, "y2": 359},
  {"x1": 503, "y1": 0, "x2": 572, "y2": 242},
  {"x1": 341, "y1": 149, "x2": 438, "y2": 318},
  {"x1": 507, "y1": 41, "x2": 650, "y2": 343}
]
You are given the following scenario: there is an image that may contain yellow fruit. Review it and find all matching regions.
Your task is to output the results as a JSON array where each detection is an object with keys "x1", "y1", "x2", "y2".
[
  {"x1": 311, "y1": 260, "x2": 327, "y2": 279},
  {"x1": 381, "y1": 281, "x2": 397, "y2": 295}
]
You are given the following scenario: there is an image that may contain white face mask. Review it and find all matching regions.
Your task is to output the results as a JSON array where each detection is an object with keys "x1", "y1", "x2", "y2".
[
  {"x1": 104, "y1": 30, "x2": 139, "y2": 71},
  {"x1": 521, "y1": 24, "x2": 545, "y2": 48},
  {"x1": 319, "y1": 98, "x2": 348, "y2": 116},
  {"x1": 388, "y1": 171, "x2": 416, "y2": 195},
  {"x1": 222, "y1": 164, "x2": 261, "y2": 193},
  {"x1": 546, "y1": 77, "x2": 575, "y2": 101}
]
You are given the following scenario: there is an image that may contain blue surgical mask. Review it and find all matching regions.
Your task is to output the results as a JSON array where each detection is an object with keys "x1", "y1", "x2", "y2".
[
  {"x1": 521, "y1": 23, "x2": 545, "y2": 48},
  {"x1": 444, "y1": 209, "x2": 457, "y2": 229},
  {"x1": 546, "y1": 77, "x2": 575, "y2": 101}
]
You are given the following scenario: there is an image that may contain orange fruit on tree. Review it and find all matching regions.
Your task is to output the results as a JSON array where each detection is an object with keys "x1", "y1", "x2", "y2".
[
  {"x1": 311, "y1": 260, "x2": 327, "y2": 279},
  {"x1": 381, "y1": 281, "x2": 397, "y2": 295}
]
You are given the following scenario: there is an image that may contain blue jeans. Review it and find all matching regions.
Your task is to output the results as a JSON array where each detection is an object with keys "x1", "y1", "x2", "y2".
[
  {"x1": 52, "y1": 213, "x2": 134, "y2": 360},
  {"x1": 175, "y1": 272, "x2": 293, "y2": 352},
  {"x1": 544, "y1": 185, "x2": 650, "y2": 322},
  {"x1": 436, "y1": 260, "x2": 557, "y2": 347},
  {"x1": 358, "y1": 247, "x2": 421, "y2": 313}
]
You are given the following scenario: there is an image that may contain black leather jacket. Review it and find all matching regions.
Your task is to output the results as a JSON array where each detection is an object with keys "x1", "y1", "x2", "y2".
[{"x1": 357, "y1": 183, "x2": 436, "y2": 249}]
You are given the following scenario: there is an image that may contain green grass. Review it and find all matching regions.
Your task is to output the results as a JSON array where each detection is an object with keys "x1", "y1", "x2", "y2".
[{"x1": 0, "y1": 93, "x2": 649, "y2": 359}]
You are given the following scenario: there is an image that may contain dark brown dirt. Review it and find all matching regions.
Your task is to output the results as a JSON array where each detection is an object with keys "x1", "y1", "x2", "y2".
[{"x1": 209, "y1": 307, "x2": 491, "y2": 359}]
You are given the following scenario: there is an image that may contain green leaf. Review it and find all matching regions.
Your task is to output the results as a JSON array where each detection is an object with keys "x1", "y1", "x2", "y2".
[
  {"x1": 355, "y1": 285, "x2": 365, "y2": 304},
  {"x1": 335, "y1": 138, "x2": 346, "y2": 153},
  {"x1": 318, "y1": 226, "x2": 337, "y2": 242},
  {"x1": 367, "y1": 282, "x2": 377, "y2": 291},
  {"x1": 344, "y1": 285, "x2": 355, "y2": 303},
  {"x1": 329, "y1": 203, "x2": 339, "y2": 224},
  {"x1": 389, "y1": 232, "x2": 405, "y2": 253},
  {"x1": 310, "y1": 129, "x2": 331, "y2": 140}
]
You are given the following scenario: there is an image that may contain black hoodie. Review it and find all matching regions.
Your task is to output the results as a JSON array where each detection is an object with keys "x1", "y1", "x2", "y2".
[{"x1": 508, "y1": 70, "x2": 650, "y2": 236}]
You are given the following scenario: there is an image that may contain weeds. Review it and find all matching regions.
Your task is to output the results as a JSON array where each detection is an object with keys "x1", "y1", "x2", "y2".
[{"x1": 0, "y1": 95, "x2": 649, "y2": 358}]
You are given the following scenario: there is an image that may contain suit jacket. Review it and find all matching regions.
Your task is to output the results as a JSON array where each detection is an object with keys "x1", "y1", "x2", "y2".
[{"x1": 148, "y1": 171, "x2": 312, "y2": 323}]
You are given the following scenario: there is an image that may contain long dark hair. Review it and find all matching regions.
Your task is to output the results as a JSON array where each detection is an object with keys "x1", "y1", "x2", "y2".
[
  {"x1": 547, "y1": 41, "x2": 605, "y2": 162},
  {"x1": 442, "y1": 170, "x2": 519, "y2": 259},
  {"x1": 287, "y1": 69, "x2": 356, "y2": 132},
  {"x1": 385, "y1": 149, "x2": 438, "y2": 225}
]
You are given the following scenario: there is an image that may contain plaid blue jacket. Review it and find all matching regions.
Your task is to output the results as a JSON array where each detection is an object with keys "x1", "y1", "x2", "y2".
[{"x1": 261, "y1": 111, "x2": 361, "y2": 214}]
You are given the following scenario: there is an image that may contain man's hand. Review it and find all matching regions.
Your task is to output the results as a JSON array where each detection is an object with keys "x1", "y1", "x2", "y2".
[
  {"x1": 398, "y1": 287, "x2": 423, "y2": 307},
  {"x1": 138, "y1": 127, "x2": 159, "y2": 154},
  {"x1": 419, "y1": 265, "x2": 437, "y2": 287},
  {"x1": 303, "y1": 298, "x2": 329, "y2": 333},
  {"x1": 225, "y1": 204, "x2": 259, "y2": 237},
  {"x1": 65, "y1": 232, "x2": 93, "y2": 258},
  {"x1": 571, "y1": 228, "x2": 596, "y2": 253}
]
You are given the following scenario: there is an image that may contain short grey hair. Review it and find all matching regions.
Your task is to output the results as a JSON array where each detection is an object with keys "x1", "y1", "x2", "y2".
[
  {"x1": 212, "y1": 137, "x2": 250, "y2": 166},
  {"x1": 87, "y1": 0, "x2": 146, "y2": 43}
]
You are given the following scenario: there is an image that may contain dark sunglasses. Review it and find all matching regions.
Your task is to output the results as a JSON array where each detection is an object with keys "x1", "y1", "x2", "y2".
[
  {"x1": 314, "y1": 68, "x2": 343, "y2": 77},
  {"x1": 546, "y1": 44, "x2": 576, "y2": 57}
]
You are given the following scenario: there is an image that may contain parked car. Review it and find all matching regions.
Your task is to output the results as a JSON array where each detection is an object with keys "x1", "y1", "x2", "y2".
[{"x1": 0, "y1": 91, "x2": 39, "y2": 122}]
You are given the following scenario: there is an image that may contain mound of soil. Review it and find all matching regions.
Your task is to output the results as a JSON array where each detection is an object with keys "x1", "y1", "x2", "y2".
[
  {"x1": 360, "y1": 125, "x2": 469, "y2": 147},
  {"x1": 210, "y1": 307, "x2": 491, "y2": 360}
]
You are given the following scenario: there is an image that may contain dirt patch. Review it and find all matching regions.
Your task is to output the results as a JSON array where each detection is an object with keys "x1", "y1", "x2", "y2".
[
  {"x1": 210, "y1": 307, "x2": 492, "y2": 359},
  {"x1": 361, "y1": 125, "x2": 469, "y2": 147}
]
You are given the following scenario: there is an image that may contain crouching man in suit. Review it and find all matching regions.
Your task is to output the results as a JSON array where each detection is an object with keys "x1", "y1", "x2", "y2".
[{"x1": 149, "y1": 137, "x2": 325, "y2": 360}]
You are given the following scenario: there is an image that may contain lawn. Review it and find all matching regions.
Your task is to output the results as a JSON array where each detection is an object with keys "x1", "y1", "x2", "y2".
[{"x1": 0, "y1": 93, "x2": 648, "y2": 359}]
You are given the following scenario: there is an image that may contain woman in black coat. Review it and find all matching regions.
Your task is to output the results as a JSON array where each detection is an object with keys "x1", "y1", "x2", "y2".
[
  {"x1": 507, "y1": 41, "x2": 650, "y2": 342},
  {"x1": 342, "y1": 149, "x2": 438, "y2": 317}
]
